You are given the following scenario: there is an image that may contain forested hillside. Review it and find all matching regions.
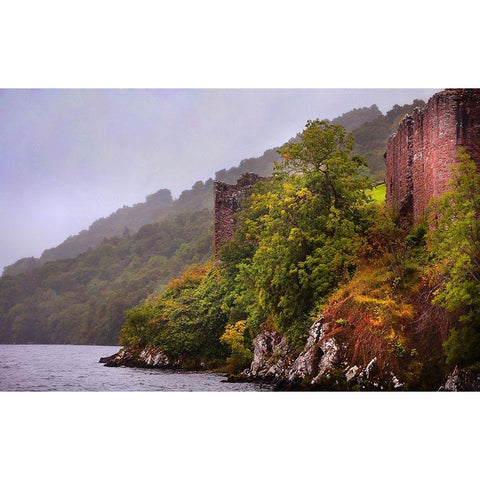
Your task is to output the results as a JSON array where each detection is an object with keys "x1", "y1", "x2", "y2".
[
  {"x1": 0, "y1": 210, "x2": 212, "y2": 344},
  {"x1": 332, "y1": 104, "x2": 381, "y2": 131},
  {"x1": 353, "y1": 99, "x2": 426, "y2": 175},
  {"x1": 3, "y1": 189, "x2": 173, "y2": 276}
]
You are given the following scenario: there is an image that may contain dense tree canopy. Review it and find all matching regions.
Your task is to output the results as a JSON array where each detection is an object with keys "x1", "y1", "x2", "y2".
[
  {"x1": 0, "y1": 210, "x2": 213, "y2": 344},
  {"x1": 115, "y1": 120, "x2": 376, "y2": 366}
]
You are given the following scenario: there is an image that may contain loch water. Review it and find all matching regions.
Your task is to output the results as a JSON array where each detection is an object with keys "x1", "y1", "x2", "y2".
[{"x1": 0, "y1": 344, "x2": 271, "y2": 391}]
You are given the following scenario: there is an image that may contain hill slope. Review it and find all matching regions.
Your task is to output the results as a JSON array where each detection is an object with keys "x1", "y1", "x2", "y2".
[
  {"x1": 0, "y1": 210, "x2": 213, "y2": 345},
  {"x1": 3, "y1": 104, "x2": 384, "y2": 276},
  {"x1": 3, "y1": 189, "x2": 173, "y2": 276}
]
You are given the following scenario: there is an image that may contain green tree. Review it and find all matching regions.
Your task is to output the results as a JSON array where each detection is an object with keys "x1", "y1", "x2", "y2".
[
  {"x1": 429, "y1": 148, "x2": 480, "y2": 368},
  {"x1": 120, "y1": 304, "x2": 157, "y2": 348},
  {"x1": 220, "y1": 320, "x2": 253, "y2": 373},
  {"x1": 277, "y1": 119, "x2": 369, "y2": 210},
  {"x1": 220, "y1": 120, "x2": 374, "y2": 349}
]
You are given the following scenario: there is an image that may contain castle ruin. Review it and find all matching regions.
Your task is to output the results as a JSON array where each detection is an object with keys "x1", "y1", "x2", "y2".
[
  {"x1": 213, "y1": 172, "x2": 264, "y2": 257},
  {"x1": 385, "y1": 89, "x2": 480, "y2": 222}
]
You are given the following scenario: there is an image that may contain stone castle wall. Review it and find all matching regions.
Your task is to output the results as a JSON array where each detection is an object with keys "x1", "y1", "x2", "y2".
[
  {"x1": 385, "y1": 89, "x2": 480, "y2": 222},
  {"x1": 213, "y1": 173, "x2": 264, "y2": 257}
]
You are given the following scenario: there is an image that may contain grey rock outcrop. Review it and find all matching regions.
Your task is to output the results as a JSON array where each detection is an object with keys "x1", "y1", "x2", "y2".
[
  {"x1": 244, "y1": 315, "x2": 342, "y2": 389},
  {"x1": 100, "y1": 346, "x2": 177, "y2": 368},
  {"x1": 243, "y1": 314, "x2": 408, "y2": 390},
  {"x1": 247, "y1": 329, "x2": 296, "y2": 382},
  {"x1": 287, "y1": 315, "x2": 340, "y2": 385}
]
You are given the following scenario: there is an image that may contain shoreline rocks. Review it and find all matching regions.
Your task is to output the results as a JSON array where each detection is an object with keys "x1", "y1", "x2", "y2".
[
  {"x1": 101, "y1": 321, "x2": 471, "y2": 391},
  {"x1": 241, "y1": 315, "x2": 407, "y2": 391},
  {"x1": 99, "y1": 346, "x2": 179, "y2": 368},
  {"x1": 242, "y1": 315, "x2": 346, "y2": 390}
]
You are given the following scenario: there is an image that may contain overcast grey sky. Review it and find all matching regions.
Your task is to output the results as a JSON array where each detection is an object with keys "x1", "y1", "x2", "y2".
[{"x1": 0, "y1": 88, "x2": 439, "y2": 271}]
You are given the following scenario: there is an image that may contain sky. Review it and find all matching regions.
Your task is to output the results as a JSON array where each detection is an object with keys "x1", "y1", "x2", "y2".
[{"x1": 0, "y1": 88, "x2": 440, "y2": 271}]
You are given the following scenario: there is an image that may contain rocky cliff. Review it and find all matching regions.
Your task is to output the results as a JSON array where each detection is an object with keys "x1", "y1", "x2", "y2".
[
  {"x1": 242, "y1": 315, "x2": 404, "y2": 391},
  {"x1": 100, "y1": 300, "x2": 480, "y2": 390},
  {"x1": 103, "y1": 313, "x2": 407, "y2": 390}
]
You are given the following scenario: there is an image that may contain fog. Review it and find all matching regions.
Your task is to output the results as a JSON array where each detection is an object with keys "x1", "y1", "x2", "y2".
[{"x1": 0, "y1": 88, "x2": 439, "y2": 271}]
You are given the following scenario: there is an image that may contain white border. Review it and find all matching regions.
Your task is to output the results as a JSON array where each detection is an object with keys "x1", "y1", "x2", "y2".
[{"x1": 1, "y1": 1, "x2": 478, "y2": 479}]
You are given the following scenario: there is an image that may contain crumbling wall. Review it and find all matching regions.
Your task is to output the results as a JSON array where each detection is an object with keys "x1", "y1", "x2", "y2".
[
  {"x1": 385, "y1": 89, "x2": 480, "y2": 222},
  {"x1": 213, "y1": 172, "x2": 264, "y2": 257}
]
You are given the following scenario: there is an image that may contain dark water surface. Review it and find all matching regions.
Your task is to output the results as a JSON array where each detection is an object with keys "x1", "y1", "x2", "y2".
[{"x1": 0, "y1": 344, "x2": 271, "y2": 391}]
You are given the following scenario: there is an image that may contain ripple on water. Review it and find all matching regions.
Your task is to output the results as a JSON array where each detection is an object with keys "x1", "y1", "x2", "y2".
[{"x1": 0, "y1": 345, "x2": 272, "y2": 392}]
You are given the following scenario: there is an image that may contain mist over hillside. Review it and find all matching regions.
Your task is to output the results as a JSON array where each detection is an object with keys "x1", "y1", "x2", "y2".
[{"x1": 3, "y1": 102, "x2": 385, "y2": 276}]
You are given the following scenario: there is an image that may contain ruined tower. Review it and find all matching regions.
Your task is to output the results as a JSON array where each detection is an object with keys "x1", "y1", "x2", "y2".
[
  {"x1": 213, "y1": 172, "x2": 264, "y2": 258},
  {"x1": 385, "y1": 89, "x2": 480, "y2": 222}
]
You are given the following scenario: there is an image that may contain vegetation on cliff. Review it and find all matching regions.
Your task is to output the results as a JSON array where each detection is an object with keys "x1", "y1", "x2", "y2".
[
  {"x1": 118, "y1": 120, "x2": 379, "y2": 371},
  {"x1": 318, "y1": 214, "x2": 447, "y2": 390},
  {"x1": 114, "y1": 127, "x2": 480, "y2": 390},
  {"x1": 428, "y1": 148, "x2": 480, "y2": 370},
  {"x1": 219, "y1": 120, "x2": 375, "y2": 349},
  {"x1": 120, "y1": 262, "x2": 230, "y2": 367},
  {"x1": 324, "y1": 150, "x2": 480, "y2": 388}
]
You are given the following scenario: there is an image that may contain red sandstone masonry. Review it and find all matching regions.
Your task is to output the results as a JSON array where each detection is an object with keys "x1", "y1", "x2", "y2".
[
  {"x1": 213, "y1": 173, "x2": 264, "y2": 258},
  {"x1": 385, "y1": 89, "x2": 480, "y2": 222}
]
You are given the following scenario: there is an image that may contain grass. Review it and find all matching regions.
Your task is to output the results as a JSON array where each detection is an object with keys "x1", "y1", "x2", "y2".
[
  {"x1": 366, "y1": 183, "x2": 386, "y2": 204},
  {"x1": 322, "y1": 257, "x2": 414, "y2": 380}
]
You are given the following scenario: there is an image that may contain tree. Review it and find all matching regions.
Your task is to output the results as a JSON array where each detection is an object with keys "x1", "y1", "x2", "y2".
[
  {"x1": 220, "y1": 120, "x2": 374, "y2": 349},
  {"x1": 277, "y1": 119, "x2": 369, "y2": 210},
  {"x1": 429, "y1": 148, "x2": 480, "y2": 368},
  {"x1": 220, "y1": 320, "x2": 253, "y2": 373}
]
